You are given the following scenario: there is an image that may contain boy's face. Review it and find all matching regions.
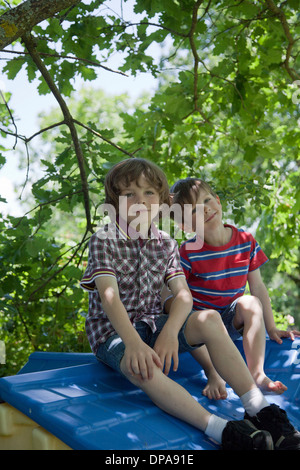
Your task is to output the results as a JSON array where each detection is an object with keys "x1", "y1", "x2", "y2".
[
  {"x1": 118, "y1": 174, "x2": 160, "y2": 232},
  {"x1": 188, "y1": 189, "x2": 222, "y2": 233}
]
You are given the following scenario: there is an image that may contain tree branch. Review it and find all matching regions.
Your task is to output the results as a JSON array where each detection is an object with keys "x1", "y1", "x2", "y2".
[
  {"x1": 127, "y1": 21, "x2": 188, "y2": 38},
  {"x1": 187, "y1": 1, "x2": 211, "y2": 122},
  {"x1": 1, "y1": 48, "x2": 129, "y2": 76},
  {"x1": 25, "y1": 120, "x2": 66, "y2": 142},
  {"x1": 26, "y1": 227, "x2": 90, "y2": 303},
  {"x1": 0, "y1": 86, "x2": 18, "y2": 148},
  {"x1": 73, "y1": 119, "x2": 136, "y2": 157},
  {"x1": 10, "y1": 188, "x2": 84, "y2": 231},
  {"x1": 264, "y1": 0, "x2": 299, "y2": 80},
  {"x1": 22, "y1": 32, "x2": 92, "y2": 232},
  {"x1": 0, "y1": 0, "x2": 80, "y2": 50}
]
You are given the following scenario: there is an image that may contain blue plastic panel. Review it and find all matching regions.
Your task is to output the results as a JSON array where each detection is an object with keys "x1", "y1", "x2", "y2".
[
  {"x1": 17, "y1": 351, "x2": 97, "y2": 375},
  {"x1": 0, "y1": 338, "x2": 299, "y2": 450}
]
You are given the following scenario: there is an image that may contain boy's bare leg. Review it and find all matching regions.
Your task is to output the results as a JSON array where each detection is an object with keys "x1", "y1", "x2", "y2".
[
  {"x1": 121, "y1": 354, "x2": 212, "y2": 433},
  {"x1": 191, "y1": 346, "x2": 227, "y2": 400},
  {"x1": 234, "y1": 296, "x2": 287, "y2": 394},
  {"x1": 184, "y1": 309, "x2": 258, "y2": 397},
  {"x1": 120, "y1": 310, "x2": 271, "y2": 446},
  {"x1": 127, "y1": 309, "x2": 259, "y2": 411},
  {"x1": 164, "y1": 293, "x2": 227, "y2": 400}
]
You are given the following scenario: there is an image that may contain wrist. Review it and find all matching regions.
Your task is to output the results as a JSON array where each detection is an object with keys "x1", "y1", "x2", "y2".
[
  {"x1": 161, "y1": 319, "x2": 181, "y2": 338},
  {"x1": 120, "y1": 324, "x2": 143, "y2": 348},
  {"x1": 266, "y1": 325, "x2": 277, "y2": 335}
]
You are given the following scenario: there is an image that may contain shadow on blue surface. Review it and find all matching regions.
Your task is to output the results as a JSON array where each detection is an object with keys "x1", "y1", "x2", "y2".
[{"x1": 0, "y1": 338, "x2": 299, "y2": 450}]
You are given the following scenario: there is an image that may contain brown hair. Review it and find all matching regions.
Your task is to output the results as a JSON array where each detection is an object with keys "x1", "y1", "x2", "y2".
[
  {"x1": 170, "y1": 177, "x2": 217, "y2": 224},
  {"x1": 104, "y1": 158, "x2": 170, "y2": 212}
]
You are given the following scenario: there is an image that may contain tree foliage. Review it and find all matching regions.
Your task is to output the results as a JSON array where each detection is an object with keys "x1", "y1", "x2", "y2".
[{"x1": 0, "y1": 0, "x2": 299, "y2": 376}]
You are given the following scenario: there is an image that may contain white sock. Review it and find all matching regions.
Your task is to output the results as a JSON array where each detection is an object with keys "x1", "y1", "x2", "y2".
[
  {"x1": 241, "y1": 388, "x2": 269, "y2": 417},
  {"x1": 205, "y1": 414, "x2": 228, "y2": 444}
]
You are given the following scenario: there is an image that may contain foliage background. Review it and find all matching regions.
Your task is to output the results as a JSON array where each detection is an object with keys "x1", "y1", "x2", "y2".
[{"x1": 0, "y1": 0, "x2": 299, "y2": 376}]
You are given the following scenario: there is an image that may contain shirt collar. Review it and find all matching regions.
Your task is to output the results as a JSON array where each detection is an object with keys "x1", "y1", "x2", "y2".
[{"x1": 115, "y1": 215, "x2": 161, "y2": 242}]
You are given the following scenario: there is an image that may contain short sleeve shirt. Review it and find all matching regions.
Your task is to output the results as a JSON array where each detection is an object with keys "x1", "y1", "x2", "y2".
[
  {"x1": 179, "y1": 224, "x2": 268, "y2": 314},
  {"x1": 80, "y1": 218, "x2": 185, "y2": 354}
]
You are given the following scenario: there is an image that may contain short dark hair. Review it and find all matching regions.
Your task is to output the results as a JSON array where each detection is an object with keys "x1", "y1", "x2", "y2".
[
  {"x1": 169, "y1": 177, "x2": 217, "y2": 225},
  {"x1": 104, "y1": 158, "x2": 170, "y2": 212},
  {"x1": 170, "y1": 177, "x2": 217, "y2": 206}
]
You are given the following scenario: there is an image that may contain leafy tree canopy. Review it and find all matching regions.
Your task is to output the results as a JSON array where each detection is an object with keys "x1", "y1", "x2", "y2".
[{"x1": 0, "y1": 0, "x2": 299, "y2": 375}]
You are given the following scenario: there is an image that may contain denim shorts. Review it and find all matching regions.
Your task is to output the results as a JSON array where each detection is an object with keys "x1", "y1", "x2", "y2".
[
  {"x1": 96, "y1": 313, "x2": 202, "y2": 374},
  {"x1": 221, "y1": 299, "x2": 243, "y2": 340}
]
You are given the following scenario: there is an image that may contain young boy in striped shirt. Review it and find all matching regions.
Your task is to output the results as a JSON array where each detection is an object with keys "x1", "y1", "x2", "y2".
[
  {"x1": 168, "y1": 177, "x2": 300, "y2": 402},
  {"x1": 81, "y1": 160, "x2": 299, "y2": 450}
]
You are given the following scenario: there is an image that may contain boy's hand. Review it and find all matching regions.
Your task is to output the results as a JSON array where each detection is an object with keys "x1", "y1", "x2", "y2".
[
  {"x1": 268, "y1": 326, "x2": 300, "y2": 344},
  {"x1": 124, "y1": 339, "x2": 162, "y2": 381},
  {"x1": 153, "y1": 329, "x2": 179, "y2": 376}
]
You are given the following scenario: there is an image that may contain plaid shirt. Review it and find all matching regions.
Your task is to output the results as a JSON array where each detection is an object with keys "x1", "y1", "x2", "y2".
[{"x1": 80, "y1": 218, "x2": 185, "y2": 354}]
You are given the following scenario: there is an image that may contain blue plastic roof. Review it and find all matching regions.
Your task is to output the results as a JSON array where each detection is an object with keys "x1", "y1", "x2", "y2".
[{"x1": 0, "y1": 338, "x2": 299, "y2": 450}]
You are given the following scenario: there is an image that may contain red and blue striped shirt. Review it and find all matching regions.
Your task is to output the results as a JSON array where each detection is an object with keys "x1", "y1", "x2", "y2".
[{"x1": 179, "y1": 224, "x2": 268, "y2": 314}]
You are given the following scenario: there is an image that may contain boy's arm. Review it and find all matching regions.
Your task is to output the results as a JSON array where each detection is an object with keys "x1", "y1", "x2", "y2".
[
  {"x1": 247, "y1": 269, "x2": 300, "y2": 342},
  {"x1": 154, "y1": 276, "x2": 193, "y2": 375},
  {"x1": 160, "y1": 242, "x2": 191, "y2": 313},
  {"x1": 95, "y1": 276, "x2": 162, "y2": 380},
  {"x1": 161, "y1": 284, "x2": 173, "y2": 313},
  {"x1": 167, "y1": 276, "x2": 193, "y2": 325}
]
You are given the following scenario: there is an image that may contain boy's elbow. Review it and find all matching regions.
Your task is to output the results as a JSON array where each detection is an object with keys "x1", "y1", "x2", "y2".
[
  {"x1": 177, "y1": 288, "x2": 193, "y2": 310},
  {"x1": 187, "y1": 295, "x2": 193, "y2": 311},
  {"x1": 101, "y1": 286, "x2": 120, "y2": 309}
]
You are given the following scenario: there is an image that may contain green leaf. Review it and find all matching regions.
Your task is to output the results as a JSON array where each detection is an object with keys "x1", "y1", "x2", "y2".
[
  {"x1": 3, "y1": 58, "x2": 24, "y2": 80},
  {"x1": 80, "y1": 66, "x2": 97, "y2": 81},
  {"x1": 25, "y1": 237, "x2": 47, "y2": 257},
  {"x1": 63, "y1": 265, "x2": 82, "y2": 280},
  {"x1": 37, "y1": 77, "x2": 51, "y2": 95},
  {"x1": 244, "y1": 145, "x2": 258, "y2": 162},
  {"x1": 0, "y1": 154, "x2": 6, "y2": 167}
]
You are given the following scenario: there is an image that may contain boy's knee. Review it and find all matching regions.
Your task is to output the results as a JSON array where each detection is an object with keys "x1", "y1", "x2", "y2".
[
  {"x1": 190, "y1": 308, "x2": 222, "y2": 327},
  {"x1": 236, "y1": 295, "x2": 263, "y2": 315},
  {"x1": 120, "y1": 356, "x2": 161, "y2": 387},
  {"x1": 120, "y1": 362, "x2": 142, "y2": 386},
  {"x1": 185, "y1": 309, "x2": 227, "y2": 345}
]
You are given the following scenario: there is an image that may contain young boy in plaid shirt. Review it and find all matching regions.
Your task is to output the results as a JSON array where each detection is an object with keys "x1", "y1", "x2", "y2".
[{"x1": 81, "y1": 158, "x2": 299, "y2": 450}]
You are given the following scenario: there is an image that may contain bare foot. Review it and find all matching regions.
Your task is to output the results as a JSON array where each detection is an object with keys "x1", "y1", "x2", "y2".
[
  {"x1": 254, "y1": 373, "x2": 287, "y2": 394},
  {"x1": 202, "y1": 371, "x2": 227, "y2": 400}
]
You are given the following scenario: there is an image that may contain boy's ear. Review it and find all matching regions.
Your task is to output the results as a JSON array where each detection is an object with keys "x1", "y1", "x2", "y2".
[{"x1": 216, "y1": 195, "x2": 221, "y2": 205}]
